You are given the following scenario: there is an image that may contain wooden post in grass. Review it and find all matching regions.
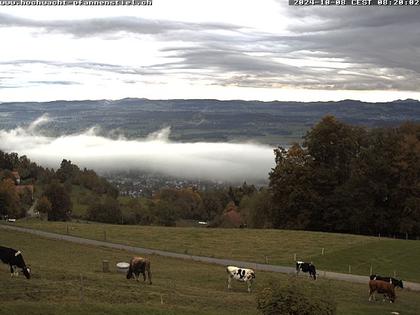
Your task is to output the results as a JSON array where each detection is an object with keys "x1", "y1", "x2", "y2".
[
  {"x1": 321, "y1": 248, "x2": 325, "y2": 255},
  {"x1": 265, "y1": 256, "x2": 269, "y2": 264},
  {"x1": 102, "y1": 260, "x2": 109, "y2": 273},
  {"x1": 79, "y1": 274, "x2": 84, "y2": 304},
  {"x1": 293, "y1": 253, "x2": 296, "y2": 261},
  {"x1": 348, "y1": 265, "x2": 351, "y2": 274}
]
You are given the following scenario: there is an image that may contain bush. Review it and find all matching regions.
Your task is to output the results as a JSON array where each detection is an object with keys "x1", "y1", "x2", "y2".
[
  {"x1": 87, "y1": 196, "x2": 122, "y2": 224},
  {"x1": 256, "y1": 278, "x2": 336, "y2": 315}
]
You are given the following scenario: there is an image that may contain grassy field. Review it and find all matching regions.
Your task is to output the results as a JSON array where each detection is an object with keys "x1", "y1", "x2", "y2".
[
  {"x1": 8, "y1": 219, "x2": 420, "y2": 283},
  {"x1": 1, "y1": 229, "x2": 420, "y2": 315}
]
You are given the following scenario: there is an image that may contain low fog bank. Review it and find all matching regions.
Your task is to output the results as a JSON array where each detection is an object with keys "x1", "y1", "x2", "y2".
[{"x1": 0, "y1": 115, "x2": 275, "y2": 184}]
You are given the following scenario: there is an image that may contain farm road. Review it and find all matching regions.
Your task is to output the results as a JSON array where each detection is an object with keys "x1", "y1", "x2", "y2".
[{"x1": 2, "y1": 224, "x2": 420, "y2": 292}]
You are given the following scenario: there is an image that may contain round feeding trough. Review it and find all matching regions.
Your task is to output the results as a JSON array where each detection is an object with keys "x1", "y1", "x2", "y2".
[{"x1": 116, "y1": 262, "x2": 130, "y2": 273}]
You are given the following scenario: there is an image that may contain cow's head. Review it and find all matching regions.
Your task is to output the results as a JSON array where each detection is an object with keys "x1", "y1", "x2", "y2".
[
  {"x1": 248, "y1": 270, "x2": 256, "y2": 280},
  {"x1": 126, "y1": 269, "x2": 133, "y2": 279},
  {"x1": 394, "y1": 279, "x2": 403, "y2": 289},
  {"x1": 22, "y1": 267, "x2": 31, "y2": 279},
  {"x1": 14, "y1": 251, "x2": 31, "y2": 279}
]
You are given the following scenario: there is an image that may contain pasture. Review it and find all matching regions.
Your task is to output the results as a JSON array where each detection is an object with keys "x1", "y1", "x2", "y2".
[
  {"x1": 10, "y1": 219, "x2": 420, "y2": 282},
  {"x1": 1, "y1": 229, "x2": 420, "y2": 315}
]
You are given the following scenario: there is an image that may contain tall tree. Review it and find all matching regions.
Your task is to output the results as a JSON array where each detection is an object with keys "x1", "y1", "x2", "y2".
[
  {"x1": 0, "y1": 179, "x2": 20, "y2": 218},
  {"x1": 42, "y1": 181, "x2": 72, "y2": 221}
]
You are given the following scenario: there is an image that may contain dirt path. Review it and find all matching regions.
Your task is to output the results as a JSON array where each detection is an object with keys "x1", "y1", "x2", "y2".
[{"x1": 2, "y1": 224, "x2": 420, "y2": 292}]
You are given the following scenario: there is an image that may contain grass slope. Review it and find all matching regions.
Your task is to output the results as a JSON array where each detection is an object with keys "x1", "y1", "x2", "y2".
[
  {"x1": 1, "y1": 229, "x2": 420, "y2": 315},
  {"x1": 9, "y1": 219, "x2": 420, "y2": 282}
]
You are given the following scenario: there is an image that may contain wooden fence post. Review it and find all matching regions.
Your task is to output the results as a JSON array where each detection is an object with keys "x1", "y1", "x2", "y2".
[
  {"x1": 79, "y1": 274, "x2": 84, "y2": 304},
  {"x1": 102, "y1": 260, "x2": 109, "y2": 272}
]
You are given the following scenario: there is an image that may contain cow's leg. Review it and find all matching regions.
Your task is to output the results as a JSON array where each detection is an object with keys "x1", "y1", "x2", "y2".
[
  {"x1": 227, "y1": 275, "x2": 232, "y2": 290},
  {"x1": 10, "y1": 265, "x2": 17, "y2": 277},
  {"x1": 247, "y1": 281, "x2": 252, "y2": 293},
  {"x1": 147, "y1": 269, "x2": 152, "y2": 285},
  {"x1": 368, "y1": 289, "x2": 374, "y2": 301},
  {"x1": 370, "y1": 290, "x2": 377, "y2": 301}
]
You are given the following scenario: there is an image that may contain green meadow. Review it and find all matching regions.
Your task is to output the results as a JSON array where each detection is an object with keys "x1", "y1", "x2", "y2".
[
  {"x1": 1, "y1": 228, "x2": 420, "y2": 315},
  {"x1": 9, "y1": 219, "x2": 420, "y2": 283}
]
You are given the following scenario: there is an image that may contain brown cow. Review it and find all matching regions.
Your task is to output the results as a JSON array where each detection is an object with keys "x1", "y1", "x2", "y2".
[
  {"x1": 368, "y1": 280, "x2": 396, "y2": 303},
  {"x1": 126, "y1": 257, "x2": 152, "y2": 284}
]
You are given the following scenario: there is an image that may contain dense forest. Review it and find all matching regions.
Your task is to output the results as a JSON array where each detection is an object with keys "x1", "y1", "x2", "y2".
[
  {"x1": 1, "y1": 116, "x2": 419, "y2": 238},
  {"x1": 268, "y1": 116, "x2": 420, "y2": 237}
]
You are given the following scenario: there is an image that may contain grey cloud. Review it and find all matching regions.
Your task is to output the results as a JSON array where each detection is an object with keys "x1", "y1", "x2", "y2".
[
  {"x1": 0, "y1": 13, "x2": 241, "y2": 37},
  {"x1": 153, "y1": 47, "x2": 302, "y2": 74},
  {"x1": 29, "y1": 80, "x2": 80, "y2": 86},
  {"x1": 1, "y1": 9, "x2": 420, "y2": 92},
  {"x1": 0, "y1": 59, "x2": 160, "y2": 76}
]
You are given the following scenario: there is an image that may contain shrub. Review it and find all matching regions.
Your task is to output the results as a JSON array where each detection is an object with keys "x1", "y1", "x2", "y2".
[{"x1": 256, "y1": 278, "x2": 336, "y2": 315}]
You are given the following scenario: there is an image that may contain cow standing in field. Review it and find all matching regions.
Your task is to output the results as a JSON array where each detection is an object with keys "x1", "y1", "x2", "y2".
[
  {"x1": 369, "y1": 280, "x2": 396, "y2": 303},
  {"x1": 226, "y1": 266, "x2": 255, "y2": 293},
  {"x1": 126, "y1": 257, "x2": 152, "y2": 284},
  {"x1": 0, "y1": 246, "x2": 31, "y2": 279},
  {"x1": 370, "y1": 274, "x2": 403, "y2": 289},
  {"x1": 296, "y1": 261, "x2": 316, "y2": 280}
]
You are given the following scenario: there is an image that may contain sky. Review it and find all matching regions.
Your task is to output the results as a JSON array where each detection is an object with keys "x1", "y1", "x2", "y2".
[{"x1": 1, "y1": 0, "x2": 420, "y2": 102}]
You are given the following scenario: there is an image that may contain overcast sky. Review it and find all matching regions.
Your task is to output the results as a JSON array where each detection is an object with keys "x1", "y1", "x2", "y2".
[{"x1": 0, "y1": 1, "x2": 419, "y2": 102}]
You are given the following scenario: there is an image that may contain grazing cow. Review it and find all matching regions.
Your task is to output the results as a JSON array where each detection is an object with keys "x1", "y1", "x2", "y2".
[
  {"x1": 226, "y1": 266, "x2": 255, "y2": 293},
  {"x1": 369, "y1": 280, "x2": 396, "y2": 303},
  {"x1": 126, "y1": 257, "x2": 152, "y2": 284},
  {"x1": 0, "y1": 246, "x2": 31, "y2": 279},
  {"x1": 296, "y1": 261, "x2": 316, "y2": 280},
  {"x1": 370, "y1": 274, "x2": 403, "y2": 289}
]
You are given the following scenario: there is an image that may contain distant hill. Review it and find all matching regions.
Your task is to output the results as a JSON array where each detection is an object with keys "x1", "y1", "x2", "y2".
[{"x1": 1, "y1": 98, "x2": 419, "y2": 145}]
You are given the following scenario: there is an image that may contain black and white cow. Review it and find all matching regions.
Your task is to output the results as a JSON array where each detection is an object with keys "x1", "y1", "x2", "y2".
[
  {"x1": 0, "y1": 246, "x2": 31, "y2": 279},
  {"x1": 296, "y1": 261, "x2": 316, "y2": 280},
  {"x1": 370, "y1": 274, "x2": 403, "y2": 289},
  {"x1": 226, "y1": 266, "x2": 255, "y2": 293},
  {"x1": 126, "y1": 256, "x2": 152, "y2": 284}
]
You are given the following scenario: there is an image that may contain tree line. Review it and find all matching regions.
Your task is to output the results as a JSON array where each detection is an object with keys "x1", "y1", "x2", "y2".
[
  {"x1": 1, "y1": 115, "x2": 419, "y2": 238},
  {"x1": 267, "y1": 116, "x2": 420, "y2": 237}
]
